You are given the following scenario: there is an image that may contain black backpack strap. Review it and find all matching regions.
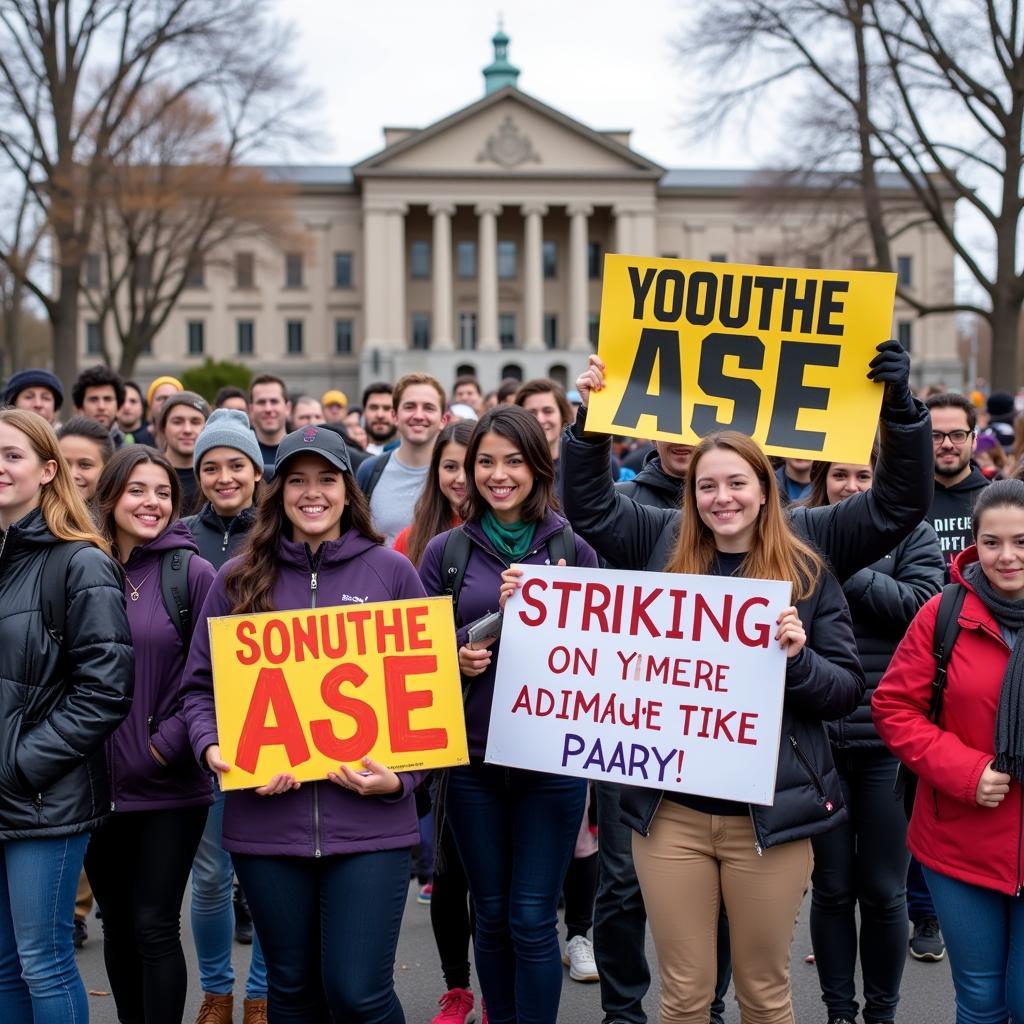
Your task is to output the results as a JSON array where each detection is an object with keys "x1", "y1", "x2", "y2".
[
  {"x1": 546, "y1": 522, "x2": 576, "y2": 567},
  {"x1": 439, "y1": 526, "x2": 473, "y2": 623},
  {"x1": 929, "y1": 582, "x2": 966, "y2": 722},
  {"x1": 362, "y1": 451, "x2": 391, "y2": 500},
  {"x1": 161, "y1": 548, "x2": 194, "y2": 646},
  {"x1": 41, "y1": 542, "x2": 91, "y2": 643}
]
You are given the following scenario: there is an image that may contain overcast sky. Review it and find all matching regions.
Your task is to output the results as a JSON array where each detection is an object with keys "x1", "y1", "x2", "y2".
[{"x1": 277, "y1": 0, "x2": 776, "y2": 169}]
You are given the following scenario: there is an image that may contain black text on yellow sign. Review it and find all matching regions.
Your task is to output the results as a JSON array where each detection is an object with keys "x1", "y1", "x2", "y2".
[{"x1": 587, "y1": 255, "x2": 897, "y2": 464}]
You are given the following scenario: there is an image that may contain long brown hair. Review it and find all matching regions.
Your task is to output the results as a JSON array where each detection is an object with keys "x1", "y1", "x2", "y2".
[
  {"x1": 666, "y1": 431, "x2": 823, "y2": 601},
  {"x1": 225, "y1": 458, "x2": 382, "y2": 614},
  {"x1": 94, "y1": 446, "x2": 180, "y2": 557},
  {"x1": 803, "y1": 444, "x2": 879, "y2": 509},
  {"x1": 0, "y1": 409, "x2": 110, "y2": 555},
  {"x1": 405, "y1": 420, "x2": 474, "y2": 567}
]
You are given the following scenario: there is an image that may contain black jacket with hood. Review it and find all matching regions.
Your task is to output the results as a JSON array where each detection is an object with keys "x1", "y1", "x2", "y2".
[
  {"x1": 614, "y1": 450, "x2": 683, "y2": 510},
  {"x1": 181, "y1": 502, "x2": 256, "y2": 570}
]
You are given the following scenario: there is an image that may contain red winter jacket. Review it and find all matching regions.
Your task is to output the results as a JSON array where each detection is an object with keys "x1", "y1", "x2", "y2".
[{"x1": 873, "y1": 547, "x2": 1024, "y2": 895}]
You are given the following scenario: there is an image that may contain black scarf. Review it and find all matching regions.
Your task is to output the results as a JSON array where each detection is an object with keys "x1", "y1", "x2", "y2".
[{"x1": 964, "y1": 562, "x2": 1024, "y2": 782}]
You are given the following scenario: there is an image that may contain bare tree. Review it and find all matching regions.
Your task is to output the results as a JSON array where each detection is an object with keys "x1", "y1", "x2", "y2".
[
  {"x1": 0, "y1": 0, "x2": 313, "y2": 388},
  {"x1": 680, "y1": 0, "x2": 1020, "y2": 382}
]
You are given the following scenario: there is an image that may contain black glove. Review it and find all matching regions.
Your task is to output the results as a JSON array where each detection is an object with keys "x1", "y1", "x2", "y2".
[{"x1": 867, "y1": 339, "x2": 916, "y2": 421}]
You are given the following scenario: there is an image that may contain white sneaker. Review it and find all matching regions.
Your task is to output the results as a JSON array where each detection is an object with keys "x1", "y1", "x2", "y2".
[{"x1": 561, "y1": 934, "x2": 600, "y2": 982}]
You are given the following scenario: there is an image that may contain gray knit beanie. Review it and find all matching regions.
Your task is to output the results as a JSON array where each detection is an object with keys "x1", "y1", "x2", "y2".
[{"x1": 193, "y1": 408, "x2": 263, "y2": 476}]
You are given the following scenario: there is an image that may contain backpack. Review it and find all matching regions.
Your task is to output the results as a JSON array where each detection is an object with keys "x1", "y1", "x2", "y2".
[
  {"x1": 359, "y1": 451, "x2": 392, "y2": 500},
  {"x1": 439, "y1": 522, "x2": 576, "y2": 622},
  {"x1": 42, "y1": 543, "x2": 194, "y2": 647},
  {"x1": 896, "y1": 581, "x2": 966, "y2": 817}
]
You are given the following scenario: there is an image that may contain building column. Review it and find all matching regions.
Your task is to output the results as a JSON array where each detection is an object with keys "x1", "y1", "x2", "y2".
[
  {"x1": 522, "y1": 202, "x2": 547, "y2": 351},
  {"x1": 429, "y1": 202, "x2": 455, "y2": 350},
  {"x1": 476, "y1": 202, "x2": 501, "y2": 351},
  {"x1": 363, "y1": 200, "x2": 408, "y2": 350},
  {"x1": 568, "y1": 202, "x2": 592, "y2": 352}
]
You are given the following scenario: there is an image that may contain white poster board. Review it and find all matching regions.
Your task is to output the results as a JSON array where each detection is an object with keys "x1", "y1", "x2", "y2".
[{"x1": 484, "y1": 565, "x2": 791, "y2": 805}]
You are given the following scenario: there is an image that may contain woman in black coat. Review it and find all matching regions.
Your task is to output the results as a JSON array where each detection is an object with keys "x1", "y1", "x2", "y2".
[
  {"x1": 803, "y1": 458, "x2": 943, "y2": 1024},
  {"x1": 0, "y1": 409, "x2": 133, "y2": 1022}
]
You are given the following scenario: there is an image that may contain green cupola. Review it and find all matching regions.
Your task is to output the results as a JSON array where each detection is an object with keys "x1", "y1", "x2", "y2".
[{"x1": 483, "y1": 21, "x2": 520, "y2": 94}]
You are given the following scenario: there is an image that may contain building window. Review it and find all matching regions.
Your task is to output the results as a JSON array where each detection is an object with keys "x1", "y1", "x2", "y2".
[
  {"x1": 237, "y1": 320, "x2": 254, "y2": 356},
  {"x1": 412, "y1": 313, "x2": 432, "y2": 350},
  {"x1": 710, "y1": 253, "x2": 727, "y2": 263},
  {"x1": 851, "y1": 254, "x2": 869, "y2": 270},
  {"x1": 83, "y1": 253, "x2": 101, "y2": 288},
  {"x1": 185, "y1": 256, "x2": 205, "y2": 288},
  {"x1": 286, "y1": 320, "x2": 304, "y2": 355},
  {"x1": 897, "y1": 255, "x2": 913, "y2": 287},
  {"x1": 897, "y1": 320, "x2": 912, "y2": 351},
  {"x1": 85, "y1": 321, "x2": 101, "y2": 355},
  {"x1": 132, "y1": 253, "x2": 152, "y2": 290},
  {"x1": 285, "y1": 252, "x2": 304, "y2": 288},
  {"x1": 187, "y1": 320, "x2": 205, "y2": 356},
  {"x1": 334, "y1": 252, "x2": 353, "y2": 288},
  {"x1": 410, "y1": 240, "x2": 432, "y2": 279},
  {"x1": 235, "y1": 252, "x2": 254, "y2": 289},
  {"x1": 588, "y1": 313, "x2": 600, "y2": 349},
  {"x1": 588, "y1": 241, "x2": 602, "y2": 280},
  {"x1": 335, "y1": 318, "x2": 353, "y2": 355},
  {"x1": 544, "y1": 314, "x2": 559, "y2": 350},
  {"x1": 805, "y1": 253, "x2": 822, "y2": 269},
  {"x1": 542, "y1": 240, "x2": 558, "y2": 279},
  {"x1": 458, "y1": 312, "x2": 477, "y2": 351},
  {"x1": 457, "y1": 241, "x2": 477, "y2": 279},
  {"x1": 498, "y1": 313, "x2": 516, "y2": 350},
  {"x1": 500, "y1": 363, "x2": 523, "y2": 382},
  {"x1": 758, "y1": 253, "x2": 776, "y2": 267},
  {"x1": 497, "y1": 240, "x2": 518, "y2": 279}
]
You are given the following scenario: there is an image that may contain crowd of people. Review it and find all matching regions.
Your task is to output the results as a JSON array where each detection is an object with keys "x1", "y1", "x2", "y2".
[{"x1": 0, "y1": 345, "x2": 1020, "y2": 1024}]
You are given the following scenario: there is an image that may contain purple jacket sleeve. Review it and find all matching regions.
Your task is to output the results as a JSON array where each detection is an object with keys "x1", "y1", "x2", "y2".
[{"x1": 151, "y1": 555, "x2": 218, "y2": 767}]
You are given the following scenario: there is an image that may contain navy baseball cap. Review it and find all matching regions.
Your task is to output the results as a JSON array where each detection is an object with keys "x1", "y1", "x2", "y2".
[{"x1": 275, "y1": 424, "x2": 352, "y2": 475}]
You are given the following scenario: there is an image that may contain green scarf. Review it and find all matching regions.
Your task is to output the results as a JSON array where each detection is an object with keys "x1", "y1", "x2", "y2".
[{"x1": 481, "y1": 508, "x2": 537, "y2": 562}]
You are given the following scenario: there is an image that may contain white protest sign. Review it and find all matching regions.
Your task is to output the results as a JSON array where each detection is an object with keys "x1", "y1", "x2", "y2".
[{"x1": 484, "y1": 565, "x2": 791, "y2": 805}]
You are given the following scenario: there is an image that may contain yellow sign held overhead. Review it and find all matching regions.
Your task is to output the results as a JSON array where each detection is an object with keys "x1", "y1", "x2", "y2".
[
  {"x1": 208, "y1": 598, "x2": 468, "y2": 791},
  {"x1": 587, "y1": 255, "x2": 897, "y2": 464}
]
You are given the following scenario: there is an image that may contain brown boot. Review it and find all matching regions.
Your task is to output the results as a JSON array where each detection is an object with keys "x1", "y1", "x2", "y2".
[
  {"x1": 243, "y1": 998, "x2": 268, "y2": 1024},
  {"x1": 195, "y1": 992, "x2": 233, "y2": 1024}
]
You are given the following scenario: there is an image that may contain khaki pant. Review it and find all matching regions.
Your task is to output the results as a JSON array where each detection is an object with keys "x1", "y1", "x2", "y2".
[
  {"x1": 75, "y1": 868, "x2": 93, "y2": 920},
  {"x1": 632, "y1": 800, "x2": 812, "y2": 1024}
]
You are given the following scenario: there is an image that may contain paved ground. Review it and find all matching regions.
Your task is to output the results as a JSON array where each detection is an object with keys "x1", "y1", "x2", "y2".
[{"x1": 78, "y1": 887, "x2": 955, "y2": 1022}]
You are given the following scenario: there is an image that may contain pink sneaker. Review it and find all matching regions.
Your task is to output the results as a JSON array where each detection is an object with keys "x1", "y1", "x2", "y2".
[{"x1": 431, "y1": 987, "x2": 475, "y2": 1024}]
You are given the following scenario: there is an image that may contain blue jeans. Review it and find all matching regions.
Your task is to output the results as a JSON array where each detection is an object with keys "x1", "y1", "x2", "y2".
[
  {"x1": 445, "y1": 762, "x2": 587, "y2": 1024},
  {"x1": 0, "y1": 832, "x2": 90, "y2": 1024},
  {"x1": 923, "y1": 866, "x2": 1024, "y2": 1024},
  {"x1": 191, "y1": 789, "x2": 267, "y2": 999},
  {"x1": 233, "y1": 846, "x2": 410, "y2": 1023}
]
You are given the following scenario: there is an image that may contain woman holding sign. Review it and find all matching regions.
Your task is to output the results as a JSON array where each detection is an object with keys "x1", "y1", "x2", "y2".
[
  {"x1": 419, "y1": 406, "x2": 599, "y2": 1024},
  {"x1": 874, "y1": 479, "x2": 1024, "y2": 1024},
  {"x1": 87, "y1": 446, "x2": 217, "y2": 1024},
  {"x1": 180, "y1": 425, "x2": 429, "y2": 1024},
  {"x1": 613, "y1": 431, "x2": 864, "y2": 1024},
  {"x1": 802, "y1": 457, "x2": 943, "y2": 1024}
]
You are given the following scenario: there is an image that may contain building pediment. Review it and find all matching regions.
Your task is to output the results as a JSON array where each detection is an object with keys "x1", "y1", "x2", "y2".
[{"x1": 353, "y1": 87, "x2": 663, "y2": 180}]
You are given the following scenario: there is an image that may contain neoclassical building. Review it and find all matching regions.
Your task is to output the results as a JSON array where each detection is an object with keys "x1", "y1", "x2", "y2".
[{"x1": 83, "y1": 29, "x2": 959, "y2": 398}]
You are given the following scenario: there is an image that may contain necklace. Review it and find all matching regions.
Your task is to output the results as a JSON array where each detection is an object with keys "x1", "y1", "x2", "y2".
[{"x1": 124, "y1": 568, "x2": 156, "y2": 602}]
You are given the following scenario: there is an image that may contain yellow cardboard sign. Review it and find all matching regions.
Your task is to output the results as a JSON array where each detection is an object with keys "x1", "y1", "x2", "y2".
[
  {"x1": 587, "y1": 255, "x2": 897, "y2": 464},
  {"x1": 208, "y1": 597, "x2": 468, "y2": 790}
]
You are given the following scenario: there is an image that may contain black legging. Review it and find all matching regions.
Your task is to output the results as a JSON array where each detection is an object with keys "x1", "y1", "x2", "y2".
[
  {"x1": 562, "y1": 852, "x2": 598, "y2": 940},
  {"x1": 86, "y1": 805, "x2": 208, "y2": 1024},
  {"x1": 431, "y1": 817, "x2": 475, "y2": 991}
]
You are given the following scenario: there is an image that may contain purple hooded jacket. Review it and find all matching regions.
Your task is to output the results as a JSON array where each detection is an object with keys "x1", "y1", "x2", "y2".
[
  {"x1": 180, "y1": 529, "x2": 429, "y2": 857},
  {"x1": 419, "y1": 511, "x2": 598, "y2": 757},
  {"x1": 110, "y1": 521, "x2": 216, "y2": 811}
]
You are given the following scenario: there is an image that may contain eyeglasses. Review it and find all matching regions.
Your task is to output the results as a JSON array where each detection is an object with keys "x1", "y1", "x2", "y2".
[{"x1": 931, "y1": 430, "x2": 973, "y2": 446}]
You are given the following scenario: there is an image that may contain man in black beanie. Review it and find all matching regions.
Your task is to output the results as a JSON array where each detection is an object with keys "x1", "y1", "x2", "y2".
[{"x1": 2, "y1": 368, "x2": 64, "y2": 425}]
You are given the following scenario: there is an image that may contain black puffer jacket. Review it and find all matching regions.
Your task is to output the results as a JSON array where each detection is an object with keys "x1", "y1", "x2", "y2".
[
  {"x1": 181, "y1": 502, "x2": 256, "y2": 569},
  {"x1": 0, "y1": 508, "x2": 134, "y2": 840},
  {"x1": 614, "y1": 450, "x2": 683, "y2": 510},
  {"x1": 620, "y1": 566, "x2": 864, "y2": 850},
  {"x1": 830, "y1": 520, "x2": 943, "y2": 748}
]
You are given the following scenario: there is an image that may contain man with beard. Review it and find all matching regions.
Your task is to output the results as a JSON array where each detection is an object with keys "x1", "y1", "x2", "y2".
[
  {"x1": 361, "y1": 382, "x2": 399, "y2": 455},
  {"x1": 248, "y1": 374, "x2": 291, "y2": 467}
]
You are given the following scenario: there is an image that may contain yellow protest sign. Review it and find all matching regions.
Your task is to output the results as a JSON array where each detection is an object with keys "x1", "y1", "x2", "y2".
[
  {"x1": 208, "y1": 597, "x2": 468, "y2": 790},
  {"x1": 587, "y1": 255, "x2": 897, "y2": 464}
]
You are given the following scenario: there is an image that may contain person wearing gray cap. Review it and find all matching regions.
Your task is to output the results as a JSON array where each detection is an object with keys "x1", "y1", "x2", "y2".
[
  {"x1": 160, "y1": 391, "x2": 210, "y2": 512},
  {"x1": 2, "y1": 368, "x2": 64, "y2": 424}
]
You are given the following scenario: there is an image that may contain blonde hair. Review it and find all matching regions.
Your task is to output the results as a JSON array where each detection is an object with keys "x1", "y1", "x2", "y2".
[
  {"x1": 666, "y1": 431, "x2": 823, "y2": 602},
  {"x1": 0, "y1": 409, "x2": 111, "y2": 555}
]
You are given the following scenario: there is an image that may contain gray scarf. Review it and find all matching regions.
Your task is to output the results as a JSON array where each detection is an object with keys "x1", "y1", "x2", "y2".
[{"x1": 964, "y1": 562, "x2": 1024, "y2": 782}]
